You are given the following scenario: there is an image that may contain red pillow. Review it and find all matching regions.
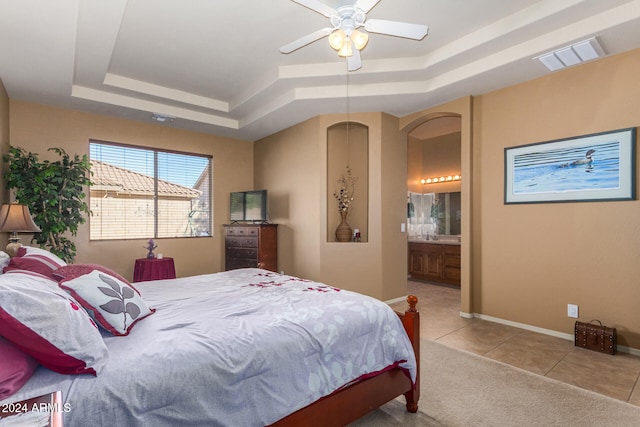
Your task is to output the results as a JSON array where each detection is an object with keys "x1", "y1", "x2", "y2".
[
  {"x1": 0, "y1": 336, "x2": 39, "y2": 400},
  {"x1": 0, "y1": 272, "x2": 108, "y2": 376},
  {"x1": 3, "y1": 246, "x2": 66, "y2": 279}
]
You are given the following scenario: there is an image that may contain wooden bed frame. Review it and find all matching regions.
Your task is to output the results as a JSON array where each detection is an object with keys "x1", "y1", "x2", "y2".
[{"x1": 272, "y1": 295, "x2": 420, "y2": 426}]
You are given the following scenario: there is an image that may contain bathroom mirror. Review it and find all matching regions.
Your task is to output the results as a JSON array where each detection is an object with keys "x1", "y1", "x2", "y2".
[{"x1": 407, "y1": 191, "x2": 461, "y2": 237}]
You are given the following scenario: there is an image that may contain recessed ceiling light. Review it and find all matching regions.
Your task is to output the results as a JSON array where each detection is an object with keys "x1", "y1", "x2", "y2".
[{"x1": 534, "y1": 37, "x2": 605, "y2": 71}]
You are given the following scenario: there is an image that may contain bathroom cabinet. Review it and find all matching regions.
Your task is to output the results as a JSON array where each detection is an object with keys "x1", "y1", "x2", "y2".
[{"x1": 408, "y1": 242, "x2": 460, "y2": 286}]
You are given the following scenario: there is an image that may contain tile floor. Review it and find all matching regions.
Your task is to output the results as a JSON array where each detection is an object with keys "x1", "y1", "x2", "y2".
[{"x1": 391, "y1": 280, "x2": 640, "y2": 406}]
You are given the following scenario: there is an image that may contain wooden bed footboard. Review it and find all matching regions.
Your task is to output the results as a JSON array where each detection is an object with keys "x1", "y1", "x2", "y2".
[{"x1": 271, "y1": 295, "x2": 420, "y2": 426}]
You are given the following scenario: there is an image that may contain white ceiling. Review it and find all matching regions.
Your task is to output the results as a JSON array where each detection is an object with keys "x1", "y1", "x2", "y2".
[{"x1": 2, "y1": 0, "x2": 640, "y2": 142}]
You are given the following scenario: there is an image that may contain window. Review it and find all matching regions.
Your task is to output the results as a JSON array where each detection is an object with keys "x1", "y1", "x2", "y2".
[{"x1": 89, "y1": 141, "x2": 212, "y2": 240}]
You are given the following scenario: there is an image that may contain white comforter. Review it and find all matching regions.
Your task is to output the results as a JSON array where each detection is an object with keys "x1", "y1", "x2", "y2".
[{"x1": 3, "y1": 268, "x2": 417, "y2": 426}]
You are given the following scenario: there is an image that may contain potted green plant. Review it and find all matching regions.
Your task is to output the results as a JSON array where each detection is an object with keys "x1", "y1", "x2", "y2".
[{"x1": 3, "y1": 146, "x2": 92, "y2": 263}]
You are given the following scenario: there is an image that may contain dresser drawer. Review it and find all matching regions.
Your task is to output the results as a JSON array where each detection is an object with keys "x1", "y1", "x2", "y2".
[
  {"x1": 225, "y1": 226, "x2": 259, "y2": 237},
  {"x1": 226, "y1": 247, "x2": 258, "y2": 260},
  {"x1": 226, "y1": 258, "x2": 259, "y2": 270},
  {"x1": 225, "y1": 236, "x2": 258, "y2": 248}
]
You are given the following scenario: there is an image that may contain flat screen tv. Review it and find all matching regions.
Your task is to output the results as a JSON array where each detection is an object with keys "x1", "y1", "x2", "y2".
[{"x1": 230, "y1": 189, "x2": 268, "y2": 222}]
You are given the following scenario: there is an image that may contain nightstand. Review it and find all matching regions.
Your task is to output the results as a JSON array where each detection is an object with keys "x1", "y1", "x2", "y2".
[{"x1": 133, "y1": 257, "x2": 176, "y2": 282}]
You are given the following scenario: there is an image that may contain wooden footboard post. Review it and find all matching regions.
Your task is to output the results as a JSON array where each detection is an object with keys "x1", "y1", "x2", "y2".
[{"x1": 401, "y1": 295, "x2": 420, "y2": 413}]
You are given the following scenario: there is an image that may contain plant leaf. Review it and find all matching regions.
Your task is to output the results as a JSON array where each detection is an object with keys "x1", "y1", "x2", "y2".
[
  {"x1": 99, "y1": 273, "x2": 121, "y2": 293},
  {"x1": 121, "y1": 287, "x2": 135, "y2": 299},
  {"x1": 100, "y1": 299, "x2": 125, "y2": 314},
  {"x1": 98, "y1": 286, "x2": 121, "y2": 298},
  {"x1": 125, "y1": 302, "x2": 141, "y2": 319}
]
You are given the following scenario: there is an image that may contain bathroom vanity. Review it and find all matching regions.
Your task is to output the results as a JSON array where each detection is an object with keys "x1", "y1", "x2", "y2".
[{"x1": 408, "y1": 240, "x2": 460, "y2": 286}]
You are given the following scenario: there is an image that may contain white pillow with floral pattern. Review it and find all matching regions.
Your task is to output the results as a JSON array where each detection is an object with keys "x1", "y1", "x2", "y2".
[{"x1": 59, "y1": 270, "x2": 155, "y2": 336}]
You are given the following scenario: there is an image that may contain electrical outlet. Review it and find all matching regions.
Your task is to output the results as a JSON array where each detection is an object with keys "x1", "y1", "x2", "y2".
[{"x1": 567, "y1": 304, "x2": 579, "y2": 318}]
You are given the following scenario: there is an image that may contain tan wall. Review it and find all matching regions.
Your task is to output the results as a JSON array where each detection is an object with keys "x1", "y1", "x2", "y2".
[
  {"x1": 7, "y1": 100, "x2": 253, "y2": 281},
  {"x1": 255, "y1": 112, "x2": 407, "y2": 301},
  {"x1": 379, "y1": 112, "x2": 409, "y2": 301},
  {"x1": 473, "y1": 49, "x2": 640, "y2": 349},
  {"x1": 408, "y1": 132, "x2": 462, "y2": 194},
  {"x1": 253, "y1": 117, "x2": 322, "y2": 279}
]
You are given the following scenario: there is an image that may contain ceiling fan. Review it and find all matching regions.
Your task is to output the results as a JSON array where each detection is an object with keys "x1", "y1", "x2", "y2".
[{"x1": 279, "y1": 0, "x2": 429, "y2": 71}]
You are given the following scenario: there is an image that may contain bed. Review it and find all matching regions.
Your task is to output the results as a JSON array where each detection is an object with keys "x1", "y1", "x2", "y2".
[{"x1": 0, "y1": 249, "x2": 419, "y2": 426}]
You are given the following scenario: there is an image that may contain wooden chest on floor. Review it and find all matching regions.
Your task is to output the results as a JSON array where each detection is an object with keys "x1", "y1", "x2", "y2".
[{"x1": 574, "y1": 320, "x2": 617, "y2": 355}]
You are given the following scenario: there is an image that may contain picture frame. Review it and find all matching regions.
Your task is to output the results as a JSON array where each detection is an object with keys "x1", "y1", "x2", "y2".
[{"x1": 504, "y1": 127, "x2": 636, "y2": 204}]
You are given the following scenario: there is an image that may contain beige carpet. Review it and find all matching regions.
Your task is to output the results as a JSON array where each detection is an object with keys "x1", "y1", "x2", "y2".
[{"x1": 349, "y1": 339, "x2": 640, "y2": 427}]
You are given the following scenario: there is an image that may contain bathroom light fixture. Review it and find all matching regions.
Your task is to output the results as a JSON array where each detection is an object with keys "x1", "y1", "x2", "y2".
[
  {"x1": 421, "y1": 175, "x2": 461, "y2": 185},
  {"x1": 535, "y1": 37, "x2": 605, "y2": 71}
]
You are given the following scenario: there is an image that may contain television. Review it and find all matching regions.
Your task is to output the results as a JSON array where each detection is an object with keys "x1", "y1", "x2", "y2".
[{"x1": 230, "y1": 189, "x2": 268, "y2": 222}]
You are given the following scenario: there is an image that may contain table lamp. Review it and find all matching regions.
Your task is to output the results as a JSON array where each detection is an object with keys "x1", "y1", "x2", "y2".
[{"x1": 0, "y1": 203, "x2": 41, "y2": 257}]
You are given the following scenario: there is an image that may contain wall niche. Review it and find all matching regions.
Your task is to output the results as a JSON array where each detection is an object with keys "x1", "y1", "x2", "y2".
[{"x1": 327, "y1": 122, "x2": 368, "y2": 242}]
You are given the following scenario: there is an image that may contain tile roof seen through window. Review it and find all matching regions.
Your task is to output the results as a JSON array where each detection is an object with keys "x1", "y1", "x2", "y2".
[{"x1": 90, "y1": 160, "x2": 201, "y2": 199}]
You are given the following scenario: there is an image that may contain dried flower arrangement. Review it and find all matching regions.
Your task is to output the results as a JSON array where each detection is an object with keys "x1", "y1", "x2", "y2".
[{"x1": 333, "y1": 166, "x2": 358, "y2": 213}]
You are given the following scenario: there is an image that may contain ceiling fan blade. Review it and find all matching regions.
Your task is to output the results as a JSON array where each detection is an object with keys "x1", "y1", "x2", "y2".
[
  {"x1": 290, "y1": 0, "x2": 337, "y2": 18},
  {"x1": 279, "y1": 28, "x2": 333, "y2": 54},
  {"x1": 347, "y1": 48, "x2": 362, "y2": 72},
  {"x1": 354, "y1": 0, "x2": 381, "y2": 13},
  {"x1": 364, "y1": 19, "x2": 429, "y2": 40}
]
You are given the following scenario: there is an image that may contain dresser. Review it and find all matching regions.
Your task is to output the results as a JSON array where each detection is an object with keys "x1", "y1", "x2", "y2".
[{"x1": 224, "y1": 224, "x2": 278, "y2": 272}]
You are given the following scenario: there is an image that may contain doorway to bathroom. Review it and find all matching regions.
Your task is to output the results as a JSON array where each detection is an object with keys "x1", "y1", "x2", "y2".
[{"x1": 406, "y1": 115, "x2": 465, "y2": 304}]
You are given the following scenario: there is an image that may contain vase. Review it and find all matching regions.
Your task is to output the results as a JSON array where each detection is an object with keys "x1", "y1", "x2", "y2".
[{"x1": 335, "y1": 210, "x2": 353, "y2": 242}]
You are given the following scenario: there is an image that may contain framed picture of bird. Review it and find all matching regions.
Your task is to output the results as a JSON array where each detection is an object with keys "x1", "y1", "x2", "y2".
[{"x1": 504, "y1": 127, "x2": 636, "y2": 204}]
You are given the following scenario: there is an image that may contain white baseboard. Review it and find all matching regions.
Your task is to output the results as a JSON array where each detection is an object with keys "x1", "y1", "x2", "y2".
[{"x1": 461, "y1": 312, "x2": 640, "y2": 357}]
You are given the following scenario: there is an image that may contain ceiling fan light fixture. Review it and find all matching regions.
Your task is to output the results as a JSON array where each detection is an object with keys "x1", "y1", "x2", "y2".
[
  {"x1": 281, "y1": 0, "x2": 430, "y2": 71},
  {"x1": 338, "y1": 38, "x2": 353, "y2": 57},
  {"x1": 351, "y1": 29, "x2": 369, "y2": 50},
  {"x1": 328, "y1": 29, "x2": 346, "y2": 51}
]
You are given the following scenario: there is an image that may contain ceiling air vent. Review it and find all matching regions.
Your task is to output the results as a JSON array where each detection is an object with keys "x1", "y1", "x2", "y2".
[{"x1": 535, "y1": 37, "x2": 605, "y2": 71}]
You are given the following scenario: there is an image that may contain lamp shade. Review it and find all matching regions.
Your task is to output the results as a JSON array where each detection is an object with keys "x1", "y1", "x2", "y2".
[
  {"x1": 351, "y1": 29, "x2": 369, "y2": 50},
  {"x1": 0, "y1": 203, "x2": 41, "y2": 234},
  {"x1": 338, "y1": 38, "x2": 353, "y2": 57},
  {"x1": 328, "y1": 29, "x2": 346, "y2": 51}
]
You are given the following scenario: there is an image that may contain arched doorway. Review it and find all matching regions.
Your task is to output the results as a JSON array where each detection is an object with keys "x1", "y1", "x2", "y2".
[{"x1": 400, "y1": 98, "x2": 472, "y2": 315}]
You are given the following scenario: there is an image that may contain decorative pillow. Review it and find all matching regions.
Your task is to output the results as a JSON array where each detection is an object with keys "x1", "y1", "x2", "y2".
[
  {"x1": 0, "y1": 272, "x2": 108, "y2": 376},
  {"x1": 52, "y1": 263, "x2": 140, "y2": 294},
  {"x1": 0, "y1": 336, "x2": 39, "y2": 400},
  {"x1": 3, "y1": 246, "x2": 67, "y2": 279},
  {"x1": 58, "y1": 270, "x2": 155, "y2": 336},
  {"x1": 0, "y1": 251, "x2": 10, "y2": 273}
]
